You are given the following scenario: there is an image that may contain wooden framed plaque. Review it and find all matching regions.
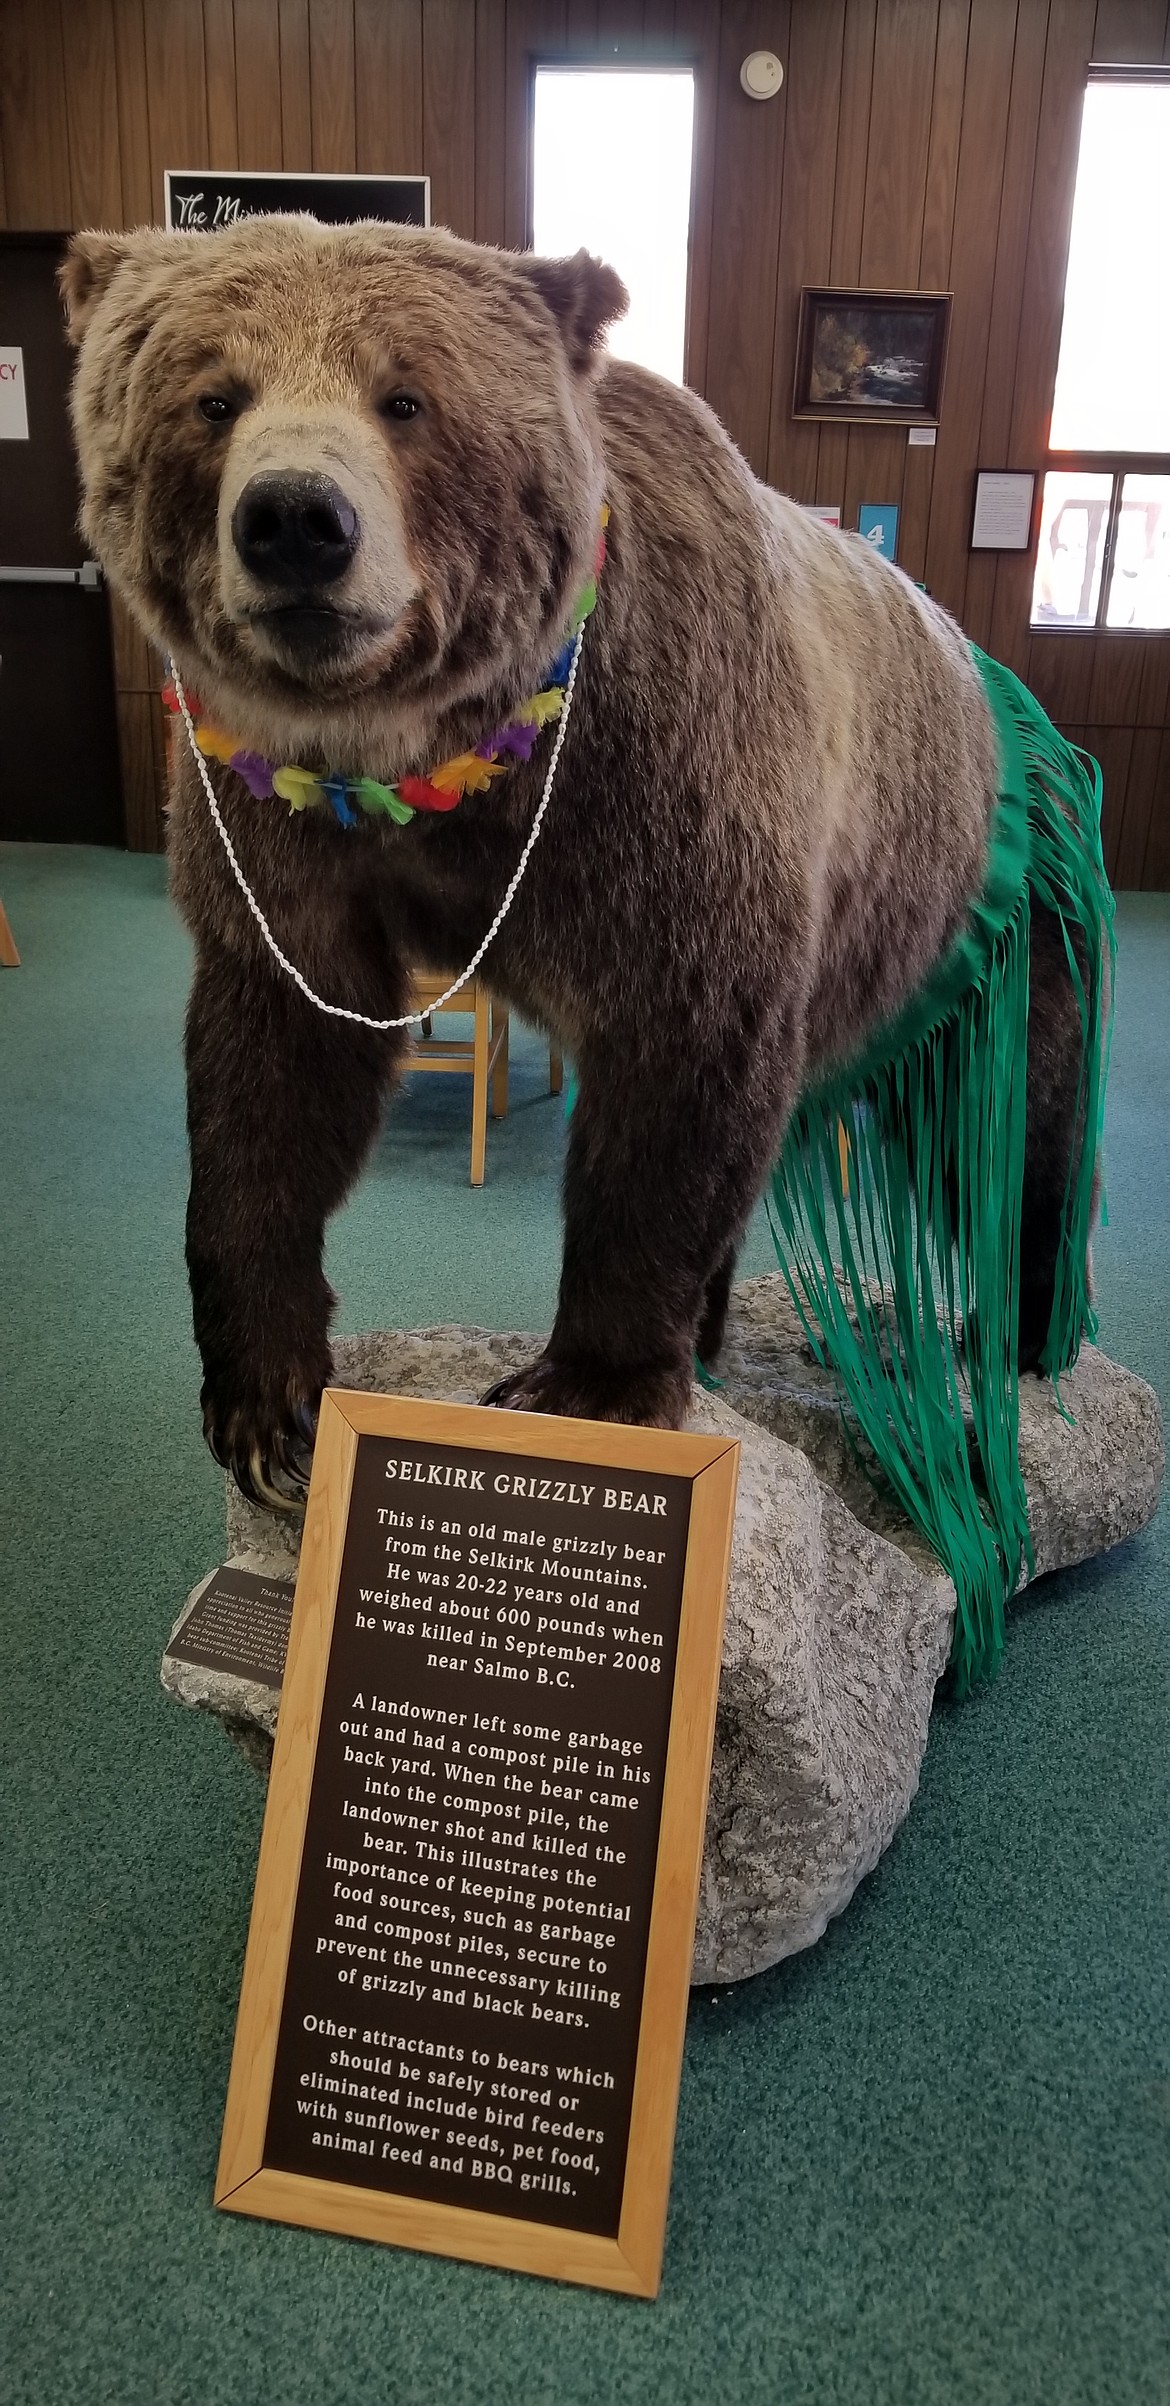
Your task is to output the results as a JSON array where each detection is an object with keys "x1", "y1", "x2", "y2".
[{"x1": 216, "y1": 1392, "x2": 739, "y2": 2296}]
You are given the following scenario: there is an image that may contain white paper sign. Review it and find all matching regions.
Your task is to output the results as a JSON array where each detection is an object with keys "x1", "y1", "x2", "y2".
[
  {"x1": 971, "y1": 470, "x2": 1035, "y2": 551},
  {"x1": 0, "y1": 348, "x2": 29, "y2": 440}
]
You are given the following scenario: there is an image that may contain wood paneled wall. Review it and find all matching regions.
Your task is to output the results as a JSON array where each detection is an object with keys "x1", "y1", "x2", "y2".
[{"x1": 2, "y1": 0, "x2": 1168, "y2": 877}]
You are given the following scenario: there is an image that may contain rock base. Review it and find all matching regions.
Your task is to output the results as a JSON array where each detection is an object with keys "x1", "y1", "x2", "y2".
[{"x1": 163, "y1": 1280, "x2": 1163, "y2": 1983}]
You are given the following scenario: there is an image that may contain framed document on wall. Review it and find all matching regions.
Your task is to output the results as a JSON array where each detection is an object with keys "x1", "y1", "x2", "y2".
[
  {"x1": 970, "y1": 470, "x2": 1037, "y2": 552},
  {"x1": 215, "y1": 1391, "x2": 739, "y2": 2296}
]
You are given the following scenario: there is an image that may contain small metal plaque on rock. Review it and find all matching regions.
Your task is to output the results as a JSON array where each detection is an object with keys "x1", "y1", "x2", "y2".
[{"x1": 168, "y1": 1564, "x2": 295, "y2": 1690}]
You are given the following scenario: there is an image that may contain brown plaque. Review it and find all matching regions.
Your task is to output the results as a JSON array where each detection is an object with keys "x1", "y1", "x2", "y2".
[{"x1": 216, "y1": 1392, "x2": 739, "y2": 2296}]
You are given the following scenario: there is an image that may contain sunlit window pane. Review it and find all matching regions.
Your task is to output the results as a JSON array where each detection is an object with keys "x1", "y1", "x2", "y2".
[
  {"x1": 1050, "y1": 81, "x2": 1170, "y2": 451},
  {"x1": 1030, "y1": 470, "x2": 1114, "y2": 627},
  {"x1": 1105, "y1": 474, "x2": 1170, "y2": 629},
  {"x1": 532, "y1": 68, "x2": 695, "y2": 384}
]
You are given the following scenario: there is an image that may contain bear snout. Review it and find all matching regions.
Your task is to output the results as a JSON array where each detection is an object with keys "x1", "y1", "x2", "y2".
[{"x1": 231, "y1": 470, "x2": 359, "y2": 592}]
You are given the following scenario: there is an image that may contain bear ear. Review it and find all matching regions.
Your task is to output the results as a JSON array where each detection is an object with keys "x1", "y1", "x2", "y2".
[
  {"x1": 521, "y1": 249, "x2": 629, "y2": 374},
  {"x1": 59, "y1": 232, "x2": 138, "y2": 344}
]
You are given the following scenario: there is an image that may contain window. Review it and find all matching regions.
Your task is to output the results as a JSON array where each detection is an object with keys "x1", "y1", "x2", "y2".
[
  {"x1": 1031, "y1": 72, "x2": 1170, "y2": 632},
  {"x1": 531, "y1": 67, "x2": 696, "y2": 385},
  {"x1": 1105, "y1": 475, "x2": 1170, "y2": 630},
  {"x1": 1033, "y1": 470, "x2": 1113, "y2": 629}
]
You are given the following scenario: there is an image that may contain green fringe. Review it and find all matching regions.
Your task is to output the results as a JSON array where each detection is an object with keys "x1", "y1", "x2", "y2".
[{"x1": 767, "y1": 647, "x2": 1115, "y2": 1696}]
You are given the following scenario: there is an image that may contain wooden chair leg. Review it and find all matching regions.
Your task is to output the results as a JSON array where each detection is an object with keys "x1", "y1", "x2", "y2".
[
  {"x1": 0, "y1": 900, "x2": 20, "y2": 968},
  {"x1": 470, "y1": 983, "x2": 490, "y2": 1186},
  {"x1": 491, "y1": 1003, "x2": 510, "y2": 1119},
  {"x1": 837, "y1": 1117, "x2": 850, "y2": 1196},
  {"x1": 549, "y1": 1044, "x2": 563, "y2": 1096}
]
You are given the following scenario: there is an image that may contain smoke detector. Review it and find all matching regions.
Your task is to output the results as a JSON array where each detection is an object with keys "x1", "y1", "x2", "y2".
[{"x1": 740, "y1": 52, "x2": 784, "y2": 100}]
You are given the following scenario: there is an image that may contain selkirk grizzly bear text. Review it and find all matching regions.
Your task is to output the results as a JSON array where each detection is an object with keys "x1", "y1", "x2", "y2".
[{"x1": 61, "y1": 217, "x2": 1089, "y2": 1507}]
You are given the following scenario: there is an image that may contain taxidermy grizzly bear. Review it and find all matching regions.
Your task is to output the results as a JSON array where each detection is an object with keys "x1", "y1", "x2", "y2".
[{"x1": 60, "y1": 216, "x2": 1101, "y2": 1544}]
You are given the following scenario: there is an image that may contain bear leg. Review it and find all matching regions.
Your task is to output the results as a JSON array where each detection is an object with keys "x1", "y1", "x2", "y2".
[
  {"x1": 696, "y1": 1245, "x2": 738, "y2": 1370},
  {"x1": 185, "y1": 934, "x2": 409, "y2": 1505},
  {"x1": 1018, "y1": 904, "x2": 1097, "y2": 1375},
  {"x1": 483, "y1": 1045, "x2": 792, "y2": 1427}
]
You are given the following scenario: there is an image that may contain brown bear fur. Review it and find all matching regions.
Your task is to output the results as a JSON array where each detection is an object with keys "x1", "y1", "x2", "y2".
[{"x1": 62, "y1": 216, "x2": 1078, "y2": 1506}]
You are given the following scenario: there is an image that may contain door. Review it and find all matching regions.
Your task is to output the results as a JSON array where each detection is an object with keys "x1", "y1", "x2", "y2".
[{"x1": 0, "y1": 233, "x2": 124, "y2": 843}]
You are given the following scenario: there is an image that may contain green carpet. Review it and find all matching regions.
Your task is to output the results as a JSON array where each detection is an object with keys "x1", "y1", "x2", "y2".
[{"x1": 2, "y1": 843, "x2": 1167, "y2": 2406}]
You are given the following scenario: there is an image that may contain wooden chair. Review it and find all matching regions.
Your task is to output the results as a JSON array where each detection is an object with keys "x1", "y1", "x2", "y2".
[
  {"x1": 409, "y1": 973, "x2": 563, "y2": 1186},
  {"x1": 0, "y1": 900, "x2": 19, "y2": 966}
]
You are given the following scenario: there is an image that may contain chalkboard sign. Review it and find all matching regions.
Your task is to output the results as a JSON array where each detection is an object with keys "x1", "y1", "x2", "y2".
[
  {"x1": 216, "y1": 1392, "x2": 739, "y2": 2295},
  {"x1": 163, "y1": 170, "x2": 429, "y2": 233}
]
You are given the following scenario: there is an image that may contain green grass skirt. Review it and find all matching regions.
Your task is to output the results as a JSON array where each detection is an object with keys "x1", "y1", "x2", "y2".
[{"x1": 767, "y1": 649, "x2": 1115, "y2": 1694}]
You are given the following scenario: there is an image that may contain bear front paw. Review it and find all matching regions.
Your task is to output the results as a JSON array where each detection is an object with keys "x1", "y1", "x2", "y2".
[
  {"x1": 201, "y1": 1378, "x2": 322, "y2": 1512},
  {"x1": 480, "y1": 1350, "x2": 692, "y2": 1429}
]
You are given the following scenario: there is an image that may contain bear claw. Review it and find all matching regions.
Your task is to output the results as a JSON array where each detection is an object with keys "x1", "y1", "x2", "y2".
[
  {"x1": 202, "y1": 1386, "x2": 321, "y2": 1512},
  {"x1": 480, "y1": 1351, "x2": 692, "y2": 1429}
]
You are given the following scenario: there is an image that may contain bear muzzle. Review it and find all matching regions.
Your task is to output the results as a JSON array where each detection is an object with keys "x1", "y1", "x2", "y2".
[
  {"x1": 216, "y1": 417, "x2": 419, "y2": 680},
  {"x1": 232, "y1": 470, "x2": 360, "y2": 591}
]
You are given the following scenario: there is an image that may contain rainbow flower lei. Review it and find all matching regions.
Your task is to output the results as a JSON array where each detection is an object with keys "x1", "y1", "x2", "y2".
[{"x1": 164, "y1": 511, "x2": 608, "y2": 830}]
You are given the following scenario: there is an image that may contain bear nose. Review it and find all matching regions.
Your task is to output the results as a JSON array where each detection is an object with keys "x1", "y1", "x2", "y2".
[{"x1": 232, "y1": 471, "x2": 359, "y2": 588}]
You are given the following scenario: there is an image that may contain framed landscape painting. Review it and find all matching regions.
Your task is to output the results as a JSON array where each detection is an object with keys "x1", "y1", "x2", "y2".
[{"x1": 793, "y1": 290, "x2": 952, "y2": 426}]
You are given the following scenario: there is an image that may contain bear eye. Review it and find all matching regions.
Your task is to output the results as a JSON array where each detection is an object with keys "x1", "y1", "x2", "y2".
[
  {"x1": 198, "y1": 393, "x2": 236, "y2": 424},
  {"x1": 380, "y1": 393, "x2": 422, "y2": 424}
]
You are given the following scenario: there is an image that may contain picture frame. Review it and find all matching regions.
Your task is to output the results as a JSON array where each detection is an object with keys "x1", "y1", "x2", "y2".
[
  {"x1": 793, "y1": 289, "x2": 952, "y2": 426},
  {"x1": 970, "y1": 469, "x2": 1038, "y2": 552},
  {"x1": 215, "y1": 1389, "x2": 739, "y2": 2296}
]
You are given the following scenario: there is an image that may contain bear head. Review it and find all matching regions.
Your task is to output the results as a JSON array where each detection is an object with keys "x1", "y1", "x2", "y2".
[{"x1": 61, "y1": 217, "x2": 626, "y2": 770}]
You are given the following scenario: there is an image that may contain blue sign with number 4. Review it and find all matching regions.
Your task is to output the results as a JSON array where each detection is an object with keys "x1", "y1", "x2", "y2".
[{"x1": 858, "y1": 504, "x2": 899, "y2": 560}]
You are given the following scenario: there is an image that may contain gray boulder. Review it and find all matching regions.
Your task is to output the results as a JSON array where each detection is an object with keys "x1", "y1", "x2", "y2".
[
  {"x1": 163, "y1": 1290, "x2": 1163, "y2": 1983},
  {"x1": 718, "y1": 1274, "x2": 1166, "y2": 1582}
]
